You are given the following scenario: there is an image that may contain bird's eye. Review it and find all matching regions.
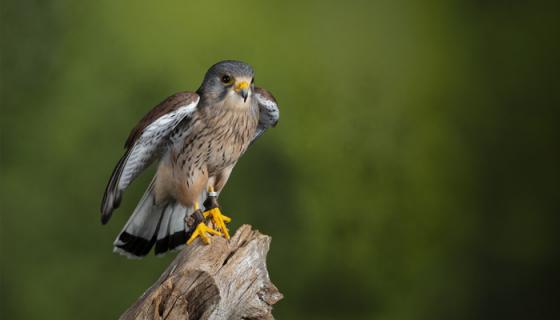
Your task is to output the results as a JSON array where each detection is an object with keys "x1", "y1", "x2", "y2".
[{"x1": 221, "y1": 75, "x2": 232, "y2": 84}]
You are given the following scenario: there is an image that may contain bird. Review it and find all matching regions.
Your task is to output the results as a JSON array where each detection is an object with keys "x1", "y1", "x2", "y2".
[{"x1": 100, "y1": 60, "x2": 279, "y2": 258}]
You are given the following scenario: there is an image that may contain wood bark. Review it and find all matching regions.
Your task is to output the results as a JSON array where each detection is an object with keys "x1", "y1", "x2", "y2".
[{"x1": 120, "y1": 225, "x2": 283, "y2": 320}]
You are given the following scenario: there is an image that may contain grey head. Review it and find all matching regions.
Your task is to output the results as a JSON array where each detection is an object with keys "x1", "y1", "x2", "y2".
[{"x1": 197, "y1": 60, "x2": 255, "y2": 103}]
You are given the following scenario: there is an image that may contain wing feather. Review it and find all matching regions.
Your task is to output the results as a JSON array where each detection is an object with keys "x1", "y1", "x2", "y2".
[
  {"x1": 101, "y1": 92, "x2": 199, "y2": 224},
  {"x1": 252, "y1": 87, "x2": 279, "y2": 143}
]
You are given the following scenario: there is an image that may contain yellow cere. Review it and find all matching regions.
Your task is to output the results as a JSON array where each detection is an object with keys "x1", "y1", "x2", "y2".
[{"x1": 235, "y1": 81, "x2": 249, "y2": 91}]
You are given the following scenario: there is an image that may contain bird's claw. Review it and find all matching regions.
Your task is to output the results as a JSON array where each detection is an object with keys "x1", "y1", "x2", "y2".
[
  {"x1": 203, "y1": 207, "x2": 231, "y2": 239},
  {"x1": 187, "y1": 222, "x2": 222, "y2": 245}
]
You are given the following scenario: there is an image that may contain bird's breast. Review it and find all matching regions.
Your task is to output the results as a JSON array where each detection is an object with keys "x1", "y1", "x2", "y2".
[{"x1": 174, "y1": 106, "x2": 259, "y2": 177}]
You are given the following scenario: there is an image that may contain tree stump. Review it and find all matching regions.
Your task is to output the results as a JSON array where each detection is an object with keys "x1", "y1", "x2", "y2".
[{"x1": 120, "y1": 225, "x2": 283, "y2": 320}]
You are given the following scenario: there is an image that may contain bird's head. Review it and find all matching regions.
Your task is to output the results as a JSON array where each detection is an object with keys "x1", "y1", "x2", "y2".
[{"x1": 198, "y1": 60, "x2": 255, "y2": 105}]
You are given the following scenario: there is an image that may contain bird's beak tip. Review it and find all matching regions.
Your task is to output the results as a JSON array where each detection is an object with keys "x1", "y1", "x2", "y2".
[
  {"x1": 234, "y1": 81, "x2": 250, "y2": 102},
  {"x1": 240, "y1": 89, "x2": 249, "y2": 102}
]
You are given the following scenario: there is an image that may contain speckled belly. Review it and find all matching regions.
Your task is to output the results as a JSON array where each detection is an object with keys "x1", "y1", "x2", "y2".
[{"x1": 175, "y1": 109, "x2": 258, "y2": 178}]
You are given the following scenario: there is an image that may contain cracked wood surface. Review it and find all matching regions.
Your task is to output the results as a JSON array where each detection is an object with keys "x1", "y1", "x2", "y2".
[{"x1": 120, "y1": 225, "x2": 283, "y2": 320}]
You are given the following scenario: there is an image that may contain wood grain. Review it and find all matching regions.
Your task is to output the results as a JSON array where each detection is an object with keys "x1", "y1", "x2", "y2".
[{"x1": 120, "y1": 225, "x2": 283, "y2": 320}]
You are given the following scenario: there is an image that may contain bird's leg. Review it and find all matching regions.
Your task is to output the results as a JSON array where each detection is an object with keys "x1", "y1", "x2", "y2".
[
  {"x1": 187, "y1": 201, "x2": 221, "y2": 245},
  {"x1": 203, "y1": 187, "x2": 231, "y2": 239}
]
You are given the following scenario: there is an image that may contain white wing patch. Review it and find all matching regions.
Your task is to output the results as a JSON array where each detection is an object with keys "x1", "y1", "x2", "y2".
[
  {"x1": 118, "y1": 99, "x2": 199, "y2": 190},
  {"x1": 253, "y1": 93, "x2": 279, "y2": 142}
]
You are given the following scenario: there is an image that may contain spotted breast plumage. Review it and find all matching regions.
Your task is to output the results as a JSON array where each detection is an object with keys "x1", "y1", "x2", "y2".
[{"x1": 100, "y1": 61, "x2": 279, "y2": 258}]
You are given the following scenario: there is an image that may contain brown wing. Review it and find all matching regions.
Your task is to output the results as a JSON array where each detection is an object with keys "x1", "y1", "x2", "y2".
[
  {"x1": 101, "y1": 92, "x2": 200, "y2": 224},
  {"x1": 124, "y1": 92, "x2": 198, "y2": 148}
]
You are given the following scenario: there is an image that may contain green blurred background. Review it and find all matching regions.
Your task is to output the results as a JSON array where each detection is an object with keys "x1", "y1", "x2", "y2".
[{"x1": 1, "y1": 0, "x2": 559, "y2": 319}]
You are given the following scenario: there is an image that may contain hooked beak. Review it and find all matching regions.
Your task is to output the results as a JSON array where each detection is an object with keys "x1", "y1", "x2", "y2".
[{"x1": 234, "y1": 81, "x2": 250, "y2": 102}]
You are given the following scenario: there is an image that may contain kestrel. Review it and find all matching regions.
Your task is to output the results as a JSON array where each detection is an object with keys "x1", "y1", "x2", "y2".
[{"x1": 100, "y1": 60, "x2": 279, "y2": 258}]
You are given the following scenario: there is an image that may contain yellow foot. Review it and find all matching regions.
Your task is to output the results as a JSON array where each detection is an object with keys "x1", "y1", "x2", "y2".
[
  {"x1": 203, "y1": 207, "x2": 232, "y2": 239},
  {"x1": 187, "y1": 222, "x2": 221, "y2": 245}
]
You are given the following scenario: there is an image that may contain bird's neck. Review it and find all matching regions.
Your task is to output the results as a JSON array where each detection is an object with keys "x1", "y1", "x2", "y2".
[
  {"x1": 223, "y1": 93, "x2": 254, "y2": 111},
  {"x1": 200, "y1": 93, "x2": 256, "y2": 116}
]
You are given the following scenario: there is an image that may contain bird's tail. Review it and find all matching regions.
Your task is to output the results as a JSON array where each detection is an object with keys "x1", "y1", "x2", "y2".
[{"x1": 113, "y1": 179, "x2": 197, "y2": 258}]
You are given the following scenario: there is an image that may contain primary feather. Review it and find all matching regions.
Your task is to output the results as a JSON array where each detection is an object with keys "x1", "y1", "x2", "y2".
[{"x1": 100, "y1": 93, "x2": 199, "y2": 224}]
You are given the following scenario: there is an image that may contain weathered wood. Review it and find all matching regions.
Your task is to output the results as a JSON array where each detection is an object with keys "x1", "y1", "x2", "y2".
[{"x1": 120, "y1": 225, "x2": 283, "y2": 320}]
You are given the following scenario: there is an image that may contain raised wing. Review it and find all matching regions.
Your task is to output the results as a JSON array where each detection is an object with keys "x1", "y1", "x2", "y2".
[
  {"x1": 252, "y1": 87, "x2": 279, "y2": 143},
  {"x1": 101, "y1": 92, "x2": 199, "y2": 224}
]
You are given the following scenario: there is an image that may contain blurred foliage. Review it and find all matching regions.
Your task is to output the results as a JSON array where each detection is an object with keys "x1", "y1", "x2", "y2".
[{"x1": 1, "y1": 0, "x2": 559, "y2": 319}]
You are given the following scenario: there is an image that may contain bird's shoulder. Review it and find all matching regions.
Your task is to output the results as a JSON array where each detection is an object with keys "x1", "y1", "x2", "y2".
[
  {"x1": 254, "y1": 87, "x2": 277, "y2": 104},
  {"x1": 124, "y1": 91, "x2": 200, "y2": 148}
]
